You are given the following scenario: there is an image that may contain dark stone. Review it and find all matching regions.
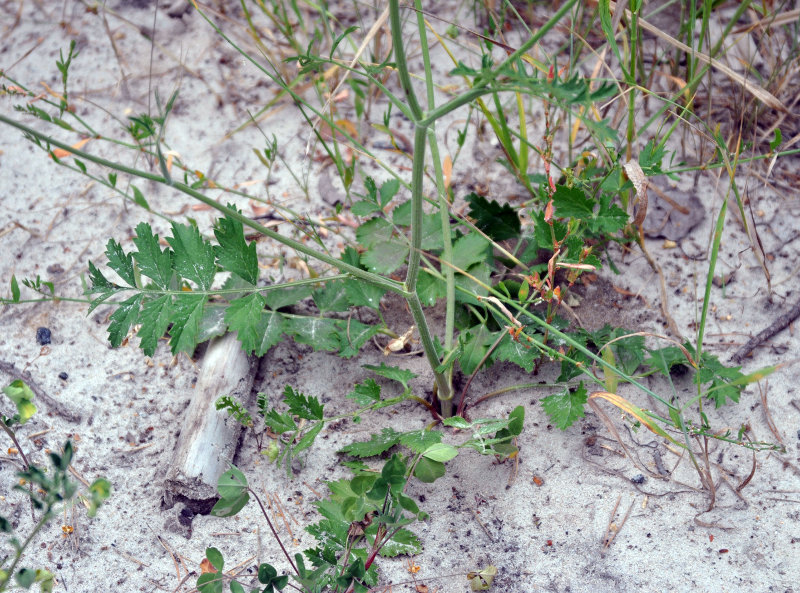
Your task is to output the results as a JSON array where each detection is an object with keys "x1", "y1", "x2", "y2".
[
  {"x1": 36, "y1": 327, "x2": 51, "y2": 345},
  {"x1": 59, "y1": 372, "x2": 68, "y2": 381},
  {"x1": 631, "y1": 474, "x2": 646, "y2": 484}
]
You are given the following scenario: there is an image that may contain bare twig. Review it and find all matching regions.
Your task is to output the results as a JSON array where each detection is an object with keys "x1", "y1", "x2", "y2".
[{"x1": 731, "y1": 299, "x2": 800, "y2": 364}]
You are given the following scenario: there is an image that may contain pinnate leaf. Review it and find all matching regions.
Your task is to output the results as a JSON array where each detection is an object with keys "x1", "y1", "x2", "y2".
[
  {"x1": 285, "y1": 316, "x2": 340, "y2": 351},
  {"x1": 225, "y1": 293, "x2": 267, "y2": 354},
  {"x1": 253, "y1": 310, "x2": 286, "y2": 356},
  {"x1": 347, "y1": 378, "x2": 381, "y2": 406},
  {"x1": 105, "y1": 238, "x2": 136, "y2": 286},
  {"x1": 169, "y1": 293, "x2": 207, "y2": 355},
  {"x1": 137, "y1": 294, "x2": 172, "y2": 356},
  {"x1": 344, "y1": 279, "x2": 384, "y2": 310},
  {"x1": 214, "y1": 211, "x2": 259, "y2": 285},
  {"x1": 132, "y1": 222, "x2": 173, "y2": 289},
  {"x1": 284, "y1": 385, "x2": 324, "y2": 421},
  {"x1": 339, "y1": 428, "x2": 401, "y2": 457},
  {"x1": 167, "y1": 222, "x2": 215, "y2": 290},
  {"x1": 107, "y1": 294, "x2": 142, "y2": 347}
]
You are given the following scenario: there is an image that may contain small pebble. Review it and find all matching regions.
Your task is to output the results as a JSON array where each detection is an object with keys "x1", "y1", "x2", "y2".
[
  {"x1": 36, "y1": 327, "x2": 51, "y2": 345},
  {"x1": 58, "y1": 372, "x2": 68, "y2": 381},
  {"x1": 797, "y1": 429, "x2": 800, "y2": 441},
  {"x1": 630, "y1": 474, "x2": 646, "y2": 485}
]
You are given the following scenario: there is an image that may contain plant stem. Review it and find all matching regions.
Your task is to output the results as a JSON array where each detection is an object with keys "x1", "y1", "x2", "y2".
[
  {"x1": 249, "y1": 488, "x2": 298, "y2": 575},
  {"x1": 0, "y1": 424, "x2": 30, "y2": 470},
  {"x1": 0, "y1": 510, "x2": 51, "y2": 589},
  {"x1": 0, "y1": 114, "x2": 404, "y2": 297}
]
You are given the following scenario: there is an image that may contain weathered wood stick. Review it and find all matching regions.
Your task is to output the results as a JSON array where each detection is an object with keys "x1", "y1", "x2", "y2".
[
  {"x1": 163, "y1": 332, "x2": 255, "y2": 507},
  {"x1": 731, "y1": 298, "x2": 800, "y2": 365}
]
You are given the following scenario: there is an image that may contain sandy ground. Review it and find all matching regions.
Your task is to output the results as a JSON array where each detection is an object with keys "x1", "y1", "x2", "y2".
[{"x1": 1, "y1": 2, "x2": 799, "y2": 592}]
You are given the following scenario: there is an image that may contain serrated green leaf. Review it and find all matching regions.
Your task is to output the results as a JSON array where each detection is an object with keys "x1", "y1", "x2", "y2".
[
  {"x1": 356, "y1": 217, "x2": 394, "y2": 249},
  {"x1": 283, "y1": 385, "x2": 324, "y2": 420},
  {"x1": 344, "y1": 279, "x2": 385, "y2": 310},
  {"x1": 169, "y1": 293, "x2": 207, "y2": 354},
  {"x1": 108, "y1": 293, "x2": 143, "y2": 347},
  {"x1": 197, "y1": 303, "x2": 228, "y2": 343},
  {"x1": 442, "y1": 416, "x2": 471, "y2": 429},
  {"x1": 378, "y1": 528, "x2": 421, "y2": 557},
  {"x1": 286, "y1": 316, "x2": 340, "y2": 351},
  {"x1": 417, "y1": 269, "x2": 446, "y2": 306},
  {"x1": 451, "y1": 233, "x2": 491, "y2": 271},
  {"x1": 264, "y1": 409, "x2": 296, "y2": 434},
  {"x1": 254, "y1": 309, "x2": 286, "y2": 356},
  {"x1": 413, "y1": 457, "x2": 445, "y2": 483},
  {"x1": 351, "y1": 200, "x2": 383, "y2": 217},
  {"x1": 392, "y1": 200, "x2": 412, "y2": 226},
  {"x1": 645, "y1": 345, "x2": 690, "y2": 376},
  {"x1": 339, "y1": 428, "x2": 400, "y2": 457},
  {"x1": 225, "y1": 293, "x2": 267, "y2": 354},
  {"x1": 87, "y1": 261, "x2": 120, "y2": 308},
  {"x1": 362, "y1": 363, "x2": 417, "y2": 390},
  {"x1": 313, "y1": 281, "x2": 350, "y2": 312},
  {"x1": 361, "y1": 240, "x2": 408, "y2": 274},
  {"x1": 167, "y1": 222, "x2": 216, "y2": 290},
  {"x1": 336, "y1": 319, "x2": 380, "y2": 359},
  {"x1": 105, "y1": 239, "x2": 136, "y2": 286},
  {"x1": 552, "y1": 185, "x2": 593, "y2": 219},
  {"x1": 378, "y1": 179, "x2": 400, "y2": 207},
  {"x1": 137, "y1": 294, "x2": 172, "y2": 356},
  {"x1": 589, "y1": 193, "x2": 628, "y2": 234},
  {"x1": 465, "y1": 193, "x2": 521, "y2": 241},
  {"x1": 494, "y1": 333, "x2": 539, "y2": 372},
  {"x1": 454, "y1": 262, "x2": 491, "y2": 304},
  {"x1": 459, "y1": 325, "x2": 496, "y2": 376},
  {"x1": 132, "y1": 223, "x2": 173, "y2": 289},
  {"x1": 541, "y1": 382, "x2": 588, "y2": 429},
  {"x1": 265, "y1": 284, "x2": 313, "y2": 310},
  {"x1": 347, "y1": 379, "x2": 381, "y2": 406},
  {"x1": 398, "y1": 429, "x2": 442, "y2": 453},
  {"x1": 294, "y1": 421, "x2": 323, "y2": 453},
  {"x1": 419, "y1": 212, "x2": 445, "y2": 250},
  {"x1": 214, "y1": 211, "x2": 259, "y2": 285}
]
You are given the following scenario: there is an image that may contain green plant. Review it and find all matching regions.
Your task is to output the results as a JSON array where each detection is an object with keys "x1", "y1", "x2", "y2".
[
  {"x1": 0, "y1": 0, "x2": 789, "y2": 528},
  {"x1": 206, "y1": 380, "x2": 523, "y2": 593},
  {"x1": 0, "y1": 382, "x2": 110, "y2": 592}
]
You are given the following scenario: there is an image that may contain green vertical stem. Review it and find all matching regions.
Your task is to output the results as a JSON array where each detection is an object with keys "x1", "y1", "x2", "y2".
[
  {"x1": 390, "y1": 0, "x2": 452, "y2": 412},
  {"x1": 389, "y1": 0, "x2": 423, "y2": 121},
  {"x1": 426, "y1": 128, "x2": 456, "y2": 397},
  {"x1": 405, "y1": 123, "x2": 429, "y2": 294}
]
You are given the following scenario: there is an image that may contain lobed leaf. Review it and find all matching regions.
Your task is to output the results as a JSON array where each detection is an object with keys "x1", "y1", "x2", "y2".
[
  {"x1": 541, "y1": 383, "x2": 588, "y2": 429},
  {"x1": 132, "y1": 222, "x2": 173, "y2": 289},
  {"x1": 167, "y1": 222, "x2": 216, "y2": 290}
]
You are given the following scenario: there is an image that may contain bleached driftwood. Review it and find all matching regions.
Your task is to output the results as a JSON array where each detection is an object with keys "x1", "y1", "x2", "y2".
[{"x1": 163, "y1": 332, "x2": 255, "y2": 507}]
